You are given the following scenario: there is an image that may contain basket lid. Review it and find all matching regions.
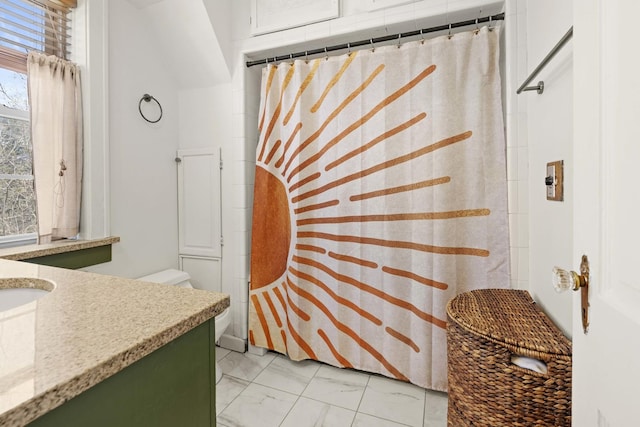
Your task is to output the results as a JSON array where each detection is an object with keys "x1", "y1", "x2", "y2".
[{"x1": 447, "y1": 289, "x2": 572, "y2": 357}]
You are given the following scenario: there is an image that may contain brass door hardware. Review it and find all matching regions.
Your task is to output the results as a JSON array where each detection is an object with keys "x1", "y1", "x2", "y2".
[{"x1": 552, "y1": 255, "x2": 590, "y2": 334}]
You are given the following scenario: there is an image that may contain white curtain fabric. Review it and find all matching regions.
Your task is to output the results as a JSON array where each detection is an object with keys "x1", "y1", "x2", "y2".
[
  {"x1": 249, "y1": 27, "x2": 509, "y2": 391},
  {"x1": 27, "y1": 52, "x2": 83, "y2": 242}
]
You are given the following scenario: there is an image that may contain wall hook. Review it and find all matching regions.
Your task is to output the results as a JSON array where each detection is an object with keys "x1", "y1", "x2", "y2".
[{"x1": 521, "y1": 81, "x2": 545, "y2": 94}]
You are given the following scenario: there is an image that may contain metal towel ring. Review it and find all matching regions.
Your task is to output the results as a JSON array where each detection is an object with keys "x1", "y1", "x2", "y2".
[{"x1": 138, "y1": 94, "x2": 163, "y2": 123}]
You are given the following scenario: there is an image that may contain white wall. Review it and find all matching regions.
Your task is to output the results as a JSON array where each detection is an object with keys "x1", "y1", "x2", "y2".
[
  {"x1": 178, "y1": 85, "x2": 232, "y2": 151},
  {"x1": 142, "y1": 0, "x2": 231, "y2": 89},
  {"x1": 73, "y1": 1, "x2": 110, "y2": 242},
  {"x1": 84, "y1": 0, "x2": 180, "y2": 278},
  {"x1": 525, "y1": 0, "x2": 573, "y2": 335},
  {"x1": 503, "y1": 0, "x2": 529, "y2": 292}
]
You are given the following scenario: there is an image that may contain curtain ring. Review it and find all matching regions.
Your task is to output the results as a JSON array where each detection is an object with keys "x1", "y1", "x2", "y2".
[
  {"x1": 489, "y1": 16, "x2": 494, "y2": 31},
  {"x1": 448, "y1": 23, "x2": 453, "y2": 39},
  {"x1": 347, "y1": 42, "x2": 351, "y2": 54},
  {"x1": 305, "y1": 50, "x2": 309, "y2": 63},
  {"x1": 138, "y1": 94, "x2": 162, "y2": 123},
  {"x1": 324, "y1": 47, "x2": 328, "y2": 60},
  {"x1": 397, "y1": 33, "x2": 402, "y2": 48},
  {"x1": 370, "y1": 38, "x2": 375, "y2": 52},
  {"x1": 420, "y1": 28, "x2": 425, "y2": 44}
]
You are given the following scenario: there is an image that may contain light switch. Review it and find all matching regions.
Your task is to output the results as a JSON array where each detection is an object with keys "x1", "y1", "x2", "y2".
[
  {"x1": 545, "y1": 160, "x2": 564, "y2": 201},
  {"x1": 546, "y1": 164, "x2": 556, "y2": 198}
]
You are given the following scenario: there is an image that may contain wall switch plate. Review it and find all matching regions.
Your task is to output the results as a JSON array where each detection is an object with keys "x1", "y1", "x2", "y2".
[{"x1": 546, "y1": 160, "x2": 564, "y2": 201}]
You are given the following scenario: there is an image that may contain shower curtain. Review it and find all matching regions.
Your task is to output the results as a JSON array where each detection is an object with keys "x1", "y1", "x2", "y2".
[{"x1": 249, "y1": 26, "x2": 509, "y2": 391}]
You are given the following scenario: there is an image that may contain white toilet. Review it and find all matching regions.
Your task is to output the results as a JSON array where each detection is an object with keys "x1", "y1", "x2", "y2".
[{"x1": 138, "y1": 268, "x2": 230, "y2": 383}]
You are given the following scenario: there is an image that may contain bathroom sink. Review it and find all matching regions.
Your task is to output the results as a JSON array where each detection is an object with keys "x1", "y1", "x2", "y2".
[{"x1": 0, "y1": 278, "x2": 55, "y2": 312}]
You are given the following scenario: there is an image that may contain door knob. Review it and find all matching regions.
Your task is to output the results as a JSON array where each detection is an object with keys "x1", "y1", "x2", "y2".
[
  {"x1": 552, "y1": 255, "x2": 590, "y2": 334},
  {"x1": 552, "y1": 266, "x2": 587, "y2": 292}
]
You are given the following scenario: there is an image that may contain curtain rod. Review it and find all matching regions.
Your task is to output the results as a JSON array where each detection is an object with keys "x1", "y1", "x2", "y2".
[
  {"x1": 517, "y1": 26, "x2": 573, "y2": 94},
  {"x1": 246, "y1": 12, "x2": 505, "y2": 68}
]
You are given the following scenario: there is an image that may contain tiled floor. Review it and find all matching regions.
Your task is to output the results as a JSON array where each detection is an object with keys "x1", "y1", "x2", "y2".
[{"x1": 215, "y1": 347, "x2": 448, "y2": 427}]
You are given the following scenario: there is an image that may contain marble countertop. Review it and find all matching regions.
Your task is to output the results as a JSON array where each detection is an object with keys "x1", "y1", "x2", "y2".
[
  {"x1": 0, "y1": 236, "x2": 120, "y2": 261},
  {"x1": 0, "y1": 259, "x2": 229, "y2": 427}
]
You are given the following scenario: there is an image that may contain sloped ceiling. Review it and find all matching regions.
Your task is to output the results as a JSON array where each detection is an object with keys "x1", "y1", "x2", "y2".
[{"x1": 127, "y1": 0, "x2": 232, "y2": 89}]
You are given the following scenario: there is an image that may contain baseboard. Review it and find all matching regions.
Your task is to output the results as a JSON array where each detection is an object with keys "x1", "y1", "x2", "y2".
[
  {"x1": 248, "y1": 344, "x2": 268, "y2": 356},
  {"x1": 218, "y1": 334, "x2": 246, "y2": 353}
]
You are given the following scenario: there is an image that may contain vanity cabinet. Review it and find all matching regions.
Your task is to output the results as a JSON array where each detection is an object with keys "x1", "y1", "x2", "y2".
[{"x1": 27, "y1": 319, "x2": 217, "y2": 427}]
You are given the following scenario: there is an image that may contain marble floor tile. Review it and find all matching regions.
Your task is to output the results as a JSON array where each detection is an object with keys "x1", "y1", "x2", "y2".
[
  {"x1": 280, "y1": 396, "x2": 356, "y2": 427},
  {"x1": 213, "y1": 345, "x2": 448, "y2": 427},
  {"x1": 215, "y1": 374, "x2": 250, "y2": 415},
  {"x1": 253, "y1": 354, "x2": 321, "y2": 395},
  {"x1": 423, "y1": 389, "x2": 448, "y2": 427},
  {"x1": 215, "y1": 345, "x2": 231, "y2": 361},
  {"x1": 216, "y1": 383, "x2": 298, "y2": 427},
  {"x1": 301, "y1": 364, "x2": 370, "y2": 411},
  {"x1": 358, "y1": 375, "x2": 426, "y2": 427},
  {"x1": 218, "y1": 349, "x2": 276, "y2": 382},
  {"x1": 352, "y1": 412, "x2": 409, "y2": 426}
]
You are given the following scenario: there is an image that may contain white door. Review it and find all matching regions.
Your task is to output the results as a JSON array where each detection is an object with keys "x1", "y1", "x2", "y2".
[
  {"x1": 176, "y1": 148, "x2": 222, "y2": 258},
  {"x1": 180, "y1": 255, "x2": 222, "y2": 293},
  {"x1": 572, "y1": 0, "x2": 640, "y2": 425}
]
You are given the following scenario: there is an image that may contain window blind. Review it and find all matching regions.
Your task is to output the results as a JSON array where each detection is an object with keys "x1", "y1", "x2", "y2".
[{"x1": 0, "y1": 0, "x2": 76, "y2": 73}]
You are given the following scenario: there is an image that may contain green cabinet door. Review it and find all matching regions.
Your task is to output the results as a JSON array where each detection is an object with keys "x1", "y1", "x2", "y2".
[{"x1": 28, "y1": 319, "x2": 216, "y2": 427}]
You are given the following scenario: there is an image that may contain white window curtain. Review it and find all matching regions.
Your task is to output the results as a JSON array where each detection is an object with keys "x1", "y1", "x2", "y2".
[{"x1": 27, "y1": 52, "x2": 82, "y2": 242}]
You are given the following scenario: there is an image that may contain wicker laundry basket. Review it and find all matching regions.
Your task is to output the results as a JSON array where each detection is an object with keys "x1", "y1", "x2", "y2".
[{"x1": 446, "y1": 289, "x2": 572, "y2": 427}]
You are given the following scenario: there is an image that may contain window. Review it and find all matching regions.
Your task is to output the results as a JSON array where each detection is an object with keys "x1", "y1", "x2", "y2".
[
  {"x1": 0, "y1": 0, "x2": 75, "y2": 71},
  {"x1": 0, "y1": 68, "x2": 35, "y2": 244},
  {"x1": 0, "y1": 0, "x2": 75, "y2": 244}
]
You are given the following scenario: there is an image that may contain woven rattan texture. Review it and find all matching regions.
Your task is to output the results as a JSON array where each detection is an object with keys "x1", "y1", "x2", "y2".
[{"x1": 446, "y1": 289, "x2": 572, "y2": 426}]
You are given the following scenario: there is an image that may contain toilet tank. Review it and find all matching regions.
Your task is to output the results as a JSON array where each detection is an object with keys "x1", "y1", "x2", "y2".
[{"x1": 138, "y1": 269, "x2": 193, "y2": 288}]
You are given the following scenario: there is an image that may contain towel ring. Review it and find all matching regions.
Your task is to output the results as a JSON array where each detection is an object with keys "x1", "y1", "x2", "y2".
[{"x1": 138, "y1": 94, "x2": 163, "y2": 123}]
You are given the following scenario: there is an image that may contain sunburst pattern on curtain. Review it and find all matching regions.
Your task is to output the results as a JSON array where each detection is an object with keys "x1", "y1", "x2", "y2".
[{"x1": 249, "y1": 27, "x2": 509, "y2": 391}]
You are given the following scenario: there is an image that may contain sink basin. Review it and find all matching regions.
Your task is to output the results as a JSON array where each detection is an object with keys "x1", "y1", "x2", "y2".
[{"x1": 0, "y1": 278, "x2": 55, "y2": 312}]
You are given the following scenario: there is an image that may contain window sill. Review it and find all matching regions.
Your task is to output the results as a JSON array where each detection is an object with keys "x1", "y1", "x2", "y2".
[{"x1": 0, "y1": 236, "x2": 120, "y2": 269}]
